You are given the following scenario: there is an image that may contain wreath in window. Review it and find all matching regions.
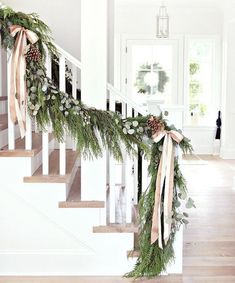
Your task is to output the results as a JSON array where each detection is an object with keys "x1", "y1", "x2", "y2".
[{"x1": 135, "y1": 63, "x2": 169, "y2": 94}]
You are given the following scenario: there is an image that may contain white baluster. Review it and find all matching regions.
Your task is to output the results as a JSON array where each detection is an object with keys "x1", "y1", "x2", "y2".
[
  {"x1": 142, "y1": 156, "x2": 149, "y2": 193},
  {"x1": 42, "y1": 133, "x2": 49, "y2": 175},
  {"x1": 59, "y1": 141, "x2": 66, "y2": 175},
  {"x1": 59, "y1": 55, "x2": 66, "y2": 175},
  {"x1": 42, "y1": 49, "x2": 51, "y2": 175},
  {"x1": 0, "y1": 37, "x2": 2, "y2": 98},
  {"x1": 72, "y1": 65, "x2": 77, "y2": 99},
  {"x1": 109, "y1": 93, "x2": 116, "y2": 223},
  {"x1": 133, "y1": 110, "x2": 139, "y2": 205},
  {"x1": 125, "y1": 105, "x2": 134, "y2": 224},
  {"x1": 7, "y1": 50, "x2": 15, "y2": 150},
  {"x1": 121, "y1": 102, "x2": 127, "y2": 198},
  {"x1": 25, "y1": 113, "x2": 32, "y2": 150},
  {"x1": 72, "y1": 64, "x2": 77, "y2": 151}
]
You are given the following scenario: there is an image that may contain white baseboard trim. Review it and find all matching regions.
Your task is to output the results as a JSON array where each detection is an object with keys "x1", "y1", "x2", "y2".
[
  {"x1": 191, "y1": 146, "x2": 214, "y2": 155},
  {"x1": 0, "y1": 249, "x2": 92, "y2": 255},
  {"x1": 220, "y1": 147, "x2": 235, "y2": 159},
  {"x1": 0, "y1": 253, "x2": 136, "y2": 276}
]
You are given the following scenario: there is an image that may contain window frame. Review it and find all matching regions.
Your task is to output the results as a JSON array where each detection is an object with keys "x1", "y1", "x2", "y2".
[
  {"x1": 183, "y1": 35, "x2": 221, "y2": 126},
  {"x1": 118, "y1": 33, "x2": 184, "y2": 105},
  {"x1": 126, "y1": 41, "x2": 177, "y2": 100}
]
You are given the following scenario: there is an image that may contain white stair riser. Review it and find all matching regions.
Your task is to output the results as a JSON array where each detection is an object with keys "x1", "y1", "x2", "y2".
[
  {"x1": 31, "y1": 138, "x2": 55, "y2": 176},
  {"x1": 0, "y1": 125, "x2": 21, "y2": 149},
  {"x1": 54, "y1": 136, "x2": 78, "y2": 151},
  {"x1": 0, "y1": 100, "x2": 7, "y2": 115}
]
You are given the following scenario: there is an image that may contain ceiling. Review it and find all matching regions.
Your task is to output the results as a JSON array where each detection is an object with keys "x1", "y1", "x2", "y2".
[{"x1": 116, "y1": 0, "x2": 230, "y2": 9}]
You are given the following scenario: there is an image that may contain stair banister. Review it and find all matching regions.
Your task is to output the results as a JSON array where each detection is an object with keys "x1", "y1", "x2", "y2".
[
  {"x1": 54, "y1": 44, "x2": 82, "y2": 69},
  {"x1": 4, "y1": 39, "x2": 147, "y2": 225},
  {"x1": 106, "y1": 82, "x2": 148, "y2": 224},
  {"x1": 107, "y1": 83, "x2": 147, "y2": 116}
]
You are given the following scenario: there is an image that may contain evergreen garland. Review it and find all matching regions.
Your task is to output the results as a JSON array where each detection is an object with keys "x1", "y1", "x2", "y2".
[
  {"x1": 0, "y1": 4, "x2": 194, "y2": 278},
  {"x1": 126, "y1": 121, "x2": 193, "y2": 278},
  {"x1": 0, "y1": 4, "x2": 147, "y2": 160},
  {"x1": 120, "y1": 115, "x2": 193, "y2": 277}
]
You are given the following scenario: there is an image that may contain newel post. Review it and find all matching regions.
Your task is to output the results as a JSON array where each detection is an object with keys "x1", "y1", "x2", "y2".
[{"x1": 81, "y1": 0, "x2": 107, "y2": 221}]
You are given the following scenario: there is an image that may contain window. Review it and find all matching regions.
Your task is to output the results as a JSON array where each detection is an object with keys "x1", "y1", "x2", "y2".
[
  {"x1": 126, "y1": 40, "x2": 178, "y2": 105},
  {"x1": 132, "y1": 45, "x2": 172, "y2": 96},
  {"x1": 187, "y1": 38, "x2": 219, "y2": 126}
]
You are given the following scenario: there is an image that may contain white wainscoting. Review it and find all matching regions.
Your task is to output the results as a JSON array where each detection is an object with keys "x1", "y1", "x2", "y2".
[{"x1": 183, "y1": 126, "x2": 217, "y2": 155}]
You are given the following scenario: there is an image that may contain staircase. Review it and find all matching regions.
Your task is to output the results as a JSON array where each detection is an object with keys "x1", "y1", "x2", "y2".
[{"x1": 0, "y1": 41, "x2": 152, "y2": 275}]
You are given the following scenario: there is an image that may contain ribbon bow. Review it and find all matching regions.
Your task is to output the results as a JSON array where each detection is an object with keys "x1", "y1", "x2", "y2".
[
  {"x1": 151, "y1": 130, "x2": 183, "y2": 248},
  {"x1": 9, "y1": 25, "x2": 39, "y2": 138}
]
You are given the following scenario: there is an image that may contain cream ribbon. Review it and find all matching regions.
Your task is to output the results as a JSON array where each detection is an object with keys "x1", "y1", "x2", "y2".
[
  {"x1": 151, "y1": 130, "x2": 183, "y2": 248},
  {"x1": 9, "y1": 25, "x2": 39, "y2": 138}
]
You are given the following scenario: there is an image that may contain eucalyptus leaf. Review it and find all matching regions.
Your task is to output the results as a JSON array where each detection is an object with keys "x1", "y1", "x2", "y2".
[
  {"x1": 37, "y1": 69, "x2": 44, "y2": 76},
  {"x1": 30, "y1": 86, "x2": 36, "y2": 93},
  {"x1": 132, "y1": 121, "x2": 138, "y2": 127},
  {"x1": 26, "y1": 80, "x2": 31, "y2": 88},
  {"x1": 42, "y1": 84, "x2": 48, "y2": 92},
  {"x1": 182, "y1": 219, "x2": 189, "y2": 225},
  {"x1": 128, "y1": 129, "x2": 135, "y2": 135},
  {"x1": 178, "y1": 191, "x2": 187, "y2": 200},
  {"x1": 186, "y1": 197, "x2": 196, "y2": 209},
  {"x1": 175, "y1": 200, "x2": 181, "y2": 208}
]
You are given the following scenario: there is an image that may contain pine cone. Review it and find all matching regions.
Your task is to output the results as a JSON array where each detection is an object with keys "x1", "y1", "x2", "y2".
[
  {"x1": 147, "y1": 116, "x2": 164, "y2": 135},
  {"x1": 26, "y1": 45, "x2": 41, "y2": 62}
]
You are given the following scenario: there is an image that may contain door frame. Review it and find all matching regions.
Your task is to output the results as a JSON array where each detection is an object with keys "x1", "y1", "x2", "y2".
[{"x1": 115, "y1": 33, "x2": 184, "y2": 105}]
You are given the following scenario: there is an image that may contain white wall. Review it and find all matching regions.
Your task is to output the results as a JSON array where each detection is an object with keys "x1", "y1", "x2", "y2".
[
  {"x1": 221, "y1": 5, "x2": 235, "y2": 158},
  {"x1": 115, "y1": 3, "x2": 223, "y2": 35},
  {"x1": 114, "y1": 0, "x2": 223, "y2": 155},
  {"x1": 4, "y1": 0, "x2": 81, "y2": 59}
]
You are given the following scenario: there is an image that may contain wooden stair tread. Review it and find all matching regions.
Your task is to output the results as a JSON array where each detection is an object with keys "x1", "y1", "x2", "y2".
[
  {"x1": 0, "y1": 133, "x2": 53, "y2": 157},
  {"x1": 93, "y1": 224, "x2": 138, "y2": 233},
  {"x1": 24, "y1": 149, "x2": 79, "y2": 183},
  {"x1": 60, "y1": 200, "x2": 105, "y2": 208},
  {"x1": 0, "y1": 114, "x2": 7, "y2": 131},
  {"x1": 0, "y1": 96, "x2": 7, "y2": 101},
  {"x1": 127, "y1": 250, "x2": 140, "y2": 257},
  {"x1": 59, "y1": 168, "x2": 104, "y2": 208}
]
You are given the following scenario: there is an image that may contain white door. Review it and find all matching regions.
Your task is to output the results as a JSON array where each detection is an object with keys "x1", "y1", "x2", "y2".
[{"x1": 125, "y1": 39, "x2": 182, "y2": 107}]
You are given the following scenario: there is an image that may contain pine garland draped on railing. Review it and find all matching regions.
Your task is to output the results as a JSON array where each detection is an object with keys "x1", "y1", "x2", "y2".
[{"x1": 0, "y1": 3, "x2": 194, "y2": 278}]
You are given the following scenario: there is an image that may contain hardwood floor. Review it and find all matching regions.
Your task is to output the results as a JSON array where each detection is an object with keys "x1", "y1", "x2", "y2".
[
  {"x1": 182, "y1": 155, "x2": 235, "y2": 283},
  {"x1": 0, "y1": 155, "x2": 235, "y2": 283}
]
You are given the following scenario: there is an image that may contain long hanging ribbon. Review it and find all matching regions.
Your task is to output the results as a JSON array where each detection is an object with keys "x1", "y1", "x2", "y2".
[
  {"x1": 151, "y1": 130, "x2": 183, "y2": 248},
  {"x1": 9, "y1": 25, "x2": 39, "y2": 138}
]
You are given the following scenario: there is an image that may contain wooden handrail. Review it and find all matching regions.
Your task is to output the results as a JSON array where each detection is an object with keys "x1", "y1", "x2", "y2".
[
  {"x1": 55, "y1": 44, "x2": 82, "y2": 69},
  {"x1": 55, "y1": 43, "x2": 147, "y2": 116},
  {"x1": 107, "y1": 83, "x2": 147, "y2": 116}
]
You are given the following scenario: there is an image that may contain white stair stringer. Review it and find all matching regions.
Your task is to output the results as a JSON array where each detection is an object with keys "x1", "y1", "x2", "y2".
[
  {"x1": 0, "y1": 124, "x2": 21, "y2": 149},
  {"x1": 0, "y1": 155, "x2": 136, "y2": 275}
]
